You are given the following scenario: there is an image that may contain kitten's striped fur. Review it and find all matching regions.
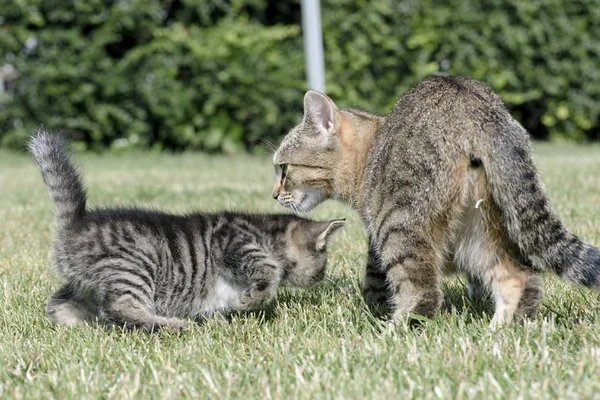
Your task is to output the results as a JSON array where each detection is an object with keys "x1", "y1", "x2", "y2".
[
  {"x1": 30, "y1": 132, "x2": 344, "y2": 331},
  {"x1": 272, "y1": 76, "x2": 600, "y2": 326}
]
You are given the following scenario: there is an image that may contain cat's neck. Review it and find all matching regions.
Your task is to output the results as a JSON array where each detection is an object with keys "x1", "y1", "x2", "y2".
[{"x1": 333, "y1": 109, "x2": 384, "y2": 213}]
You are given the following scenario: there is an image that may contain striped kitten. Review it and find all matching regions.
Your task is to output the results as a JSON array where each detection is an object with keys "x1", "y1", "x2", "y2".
[{"x1": 30, "y1": 133, "x2": 344, "y2": 332}]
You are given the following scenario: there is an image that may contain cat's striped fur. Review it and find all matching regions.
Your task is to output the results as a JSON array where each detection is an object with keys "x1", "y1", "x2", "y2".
[
  {"x1": 272, "y1": 76, "x2": 600, "y2": 326},
  {"x1": 30, "y1": 132, "x2": 344, "y2": 331}
]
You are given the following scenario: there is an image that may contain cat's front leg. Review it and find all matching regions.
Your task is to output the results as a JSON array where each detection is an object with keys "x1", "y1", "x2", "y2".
[
  {"x1": 228, "y1": 247, "x2": 282, "y2": 312},
  {"x1": 362, "y1": 240, "x2": 391, "y2": 310},
  {"x1": 237, "y1": 280, "x2": 276, "y2": 311}
]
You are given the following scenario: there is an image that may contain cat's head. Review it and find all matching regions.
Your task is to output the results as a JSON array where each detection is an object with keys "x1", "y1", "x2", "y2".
[
  {"x1": 271, "y1": 90, "x2": 380, "y2": 212},
  {"x1": 271, "y1": 91, "x2": 343, "y2": 212},
  {"x1": 283, "y1": 218, "x2": 346, "y2": 287}
]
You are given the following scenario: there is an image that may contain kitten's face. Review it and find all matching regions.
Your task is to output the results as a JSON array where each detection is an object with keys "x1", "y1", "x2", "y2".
[
  {"x1": 283, "y1": 219, "x2": 345, "y2": 287},
  {"x1": 272, "y1": 91, "x2": 342, "y2": 213}
]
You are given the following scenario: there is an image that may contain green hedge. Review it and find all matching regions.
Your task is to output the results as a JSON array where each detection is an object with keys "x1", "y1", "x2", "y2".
[
  {"x1": 0, "y1": 0, "x2": 305, "y2": 151},
  {"x1": 1, "y1": 0, "x2": 598, "y2": 151},
  {"x1": 322, "y1": 0, "x2": 600, "y2": 141}
]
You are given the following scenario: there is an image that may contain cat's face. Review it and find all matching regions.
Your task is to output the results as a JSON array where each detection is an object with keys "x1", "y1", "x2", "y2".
[
  {"x1": 272, "y1": 91, "x2": 343, "y2": 212},
  {"x1": 283, "y1": 219, "x2": 345, "y2": 287}
]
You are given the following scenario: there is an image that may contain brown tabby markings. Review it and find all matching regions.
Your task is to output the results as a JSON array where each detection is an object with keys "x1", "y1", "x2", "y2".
[{"x1": 272, "y1": 76, "x2": 599, "y2": 326}]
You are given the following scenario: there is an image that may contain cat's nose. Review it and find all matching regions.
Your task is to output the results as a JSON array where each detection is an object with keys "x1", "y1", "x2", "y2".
[{"x1": 272, "y1": 183, "x2": 280, "y2": 199}]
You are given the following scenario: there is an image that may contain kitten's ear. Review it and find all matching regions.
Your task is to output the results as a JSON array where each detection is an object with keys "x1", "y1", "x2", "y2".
[
  {"x1": 315, "y1": 219, "x2": 346, "y2": 251},
  {"x1": 303, "y1": 90, "x2": 339, "y2": 138}
]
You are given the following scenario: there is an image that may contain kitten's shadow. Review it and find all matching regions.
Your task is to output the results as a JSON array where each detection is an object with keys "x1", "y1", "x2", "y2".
[
  {"x1": 222, "y1": 277, "x2": 359, "y2": 324},
  {"x1": 227, "y1": 277, "x2": 495, "y2": 328},
  {"x1": 204, "y1": 278, "x2": 596, "y2": 329}
]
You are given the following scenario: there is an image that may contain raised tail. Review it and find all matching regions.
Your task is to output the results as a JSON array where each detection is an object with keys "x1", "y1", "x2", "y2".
[
  {"x1": 28, "y1": 131, "x2": 87, "y2": 229},
  {"x1": 483, "y1": 118, "x2": 600, "y2": 288}
]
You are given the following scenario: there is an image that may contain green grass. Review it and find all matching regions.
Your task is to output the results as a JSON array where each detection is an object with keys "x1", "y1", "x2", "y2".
[{"x1": 1, "y1": 143, "x2": 600, "y2": 399}]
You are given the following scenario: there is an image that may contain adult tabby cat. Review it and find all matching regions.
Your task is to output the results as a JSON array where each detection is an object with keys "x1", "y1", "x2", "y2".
[
  {"x1": 271, "y1": 75, "x2": 600, "y2": 326},
  {"x1": 30, "y1": 132, "x2": 344, "y2": 331}
]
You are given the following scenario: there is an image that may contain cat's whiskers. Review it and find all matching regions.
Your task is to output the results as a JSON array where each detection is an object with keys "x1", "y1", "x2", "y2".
[{"x1": 258, "y1": 138, "x2": 278, "y2": 156}]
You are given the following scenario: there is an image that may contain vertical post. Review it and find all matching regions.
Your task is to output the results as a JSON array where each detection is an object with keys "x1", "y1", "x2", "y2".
[{"x1": 301, "y1": 0, "x2": 326, "y2": 94}]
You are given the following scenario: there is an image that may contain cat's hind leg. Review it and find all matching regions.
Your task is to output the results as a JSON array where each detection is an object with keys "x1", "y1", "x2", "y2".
[
  {"x1": 455, "y1": 168, "x2": 544, "y2": 326},
  {"x1": 46, "y1": 283, "x2": 94, "y2": 326},
  {"x1": 487, "y1": 267, "x2": 543, "y2": 327},
  {"x1": 102, "y1": 289, "x2": 186, "y2": 332},
  {"x1": 485, "y1": 259, "x2": 528, "y2": 327}
]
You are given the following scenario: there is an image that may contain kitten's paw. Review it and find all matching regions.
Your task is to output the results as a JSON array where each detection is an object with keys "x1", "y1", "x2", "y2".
[
  {"x1": 160, "y1": 317, "x2": 187, "y2": 332},
  {"x1": 172, "y1": 318, "x2": 187, "y2": 332},
  {"x1": 238, "y1": 288, "x2": 267, "y2": 311},
  {"x1": 239, "y1": 288, "x2": 252, "y2": 303}
]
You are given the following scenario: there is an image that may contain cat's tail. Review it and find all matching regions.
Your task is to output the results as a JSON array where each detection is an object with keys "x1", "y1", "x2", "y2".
[
  {"x1": 28, "y1": 130, "x2": 87, "y2": 229},
  {"x1": 482, "y1": 118, "x2": 600, "y2": 288}
]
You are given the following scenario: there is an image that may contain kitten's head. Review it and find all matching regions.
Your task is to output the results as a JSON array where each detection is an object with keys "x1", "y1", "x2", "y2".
[
  {"x1": 271, "y1": 91, "x2": 344, "y2": 212},
  {"x1": 283, "y1": 218, "x2": 346, "y2": 287}
]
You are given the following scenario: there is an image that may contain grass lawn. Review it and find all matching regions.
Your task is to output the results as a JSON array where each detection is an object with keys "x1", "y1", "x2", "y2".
[{"x1": 1, "y1": 143, "x2": 600, "y2": 399}]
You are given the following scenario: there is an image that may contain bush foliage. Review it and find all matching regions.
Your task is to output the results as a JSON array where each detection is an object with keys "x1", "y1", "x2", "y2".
[{"x1": 1, "y1": 0, "x2": 598, "y2": 151}]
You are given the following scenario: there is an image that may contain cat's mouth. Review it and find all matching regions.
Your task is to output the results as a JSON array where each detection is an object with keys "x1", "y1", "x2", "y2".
[{"x1": 277, "y1": 189, "x2": 322, "y2": 213}]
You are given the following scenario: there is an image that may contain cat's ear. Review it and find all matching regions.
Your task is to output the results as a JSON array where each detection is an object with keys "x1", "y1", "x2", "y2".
[
  {"x1": 303, "y1": 90, "x2": 339, "y2": 138},
  {"x1": 315, "y1": 219, "x2": 346, "y2": 251}
]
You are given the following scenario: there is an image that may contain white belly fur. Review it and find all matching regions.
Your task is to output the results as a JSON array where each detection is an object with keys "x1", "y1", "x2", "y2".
[{"x1": 201, "y1": 276, "x2": 242, "y2": 314}]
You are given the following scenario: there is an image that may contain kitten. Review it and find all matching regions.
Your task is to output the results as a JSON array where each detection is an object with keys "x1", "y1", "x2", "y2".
[
  {"x1": 29, "y1": 132, "x2": 345, "y2": 331},
  {"x1": 271, "y1": 75, "x2": 600, "y2": 326}
]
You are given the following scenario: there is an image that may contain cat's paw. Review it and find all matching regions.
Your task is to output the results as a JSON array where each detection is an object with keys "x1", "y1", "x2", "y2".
[
  {"x1": 238, "y1": 288, "x2": 267, "y2": 311},
  {"x1": 238, "y1": 289, "x2": 257, "y2": 307},
  {"x1": 164, "y1": 317, "x2": 187, "y2": 332}
]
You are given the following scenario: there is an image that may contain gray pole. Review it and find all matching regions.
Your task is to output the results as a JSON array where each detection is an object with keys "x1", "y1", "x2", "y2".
[{"x1": 301, "y1": 0, "x2": 326, "y2": 94}]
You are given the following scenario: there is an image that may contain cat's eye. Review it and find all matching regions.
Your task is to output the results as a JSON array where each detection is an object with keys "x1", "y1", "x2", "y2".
[{"x1": 279, "y1": 164, "x2": 288, "y2": 179}]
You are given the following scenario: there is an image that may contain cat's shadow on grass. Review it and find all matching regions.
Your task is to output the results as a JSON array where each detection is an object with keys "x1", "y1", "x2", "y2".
[
  {"x1": 224, "y1": 276, "x2": 495, "y2": 328},
  {"x1": 441, "y1": 282, "x2": 494, "y2": 321},
  {"x1": 207, "y1": 277, "x2": 596, "y2": 330},
  {"x1": 440, "y1": 280, "x2": 599, "y2": 327}
]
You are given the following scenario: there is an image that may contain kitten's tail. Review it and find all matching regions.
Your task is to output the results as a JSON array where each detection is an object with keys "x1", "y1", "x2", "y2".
[
  {"x1": 483, "y1": 118, "x2": 600, "y2": 288},
  {"x1": 28, "y1": 130, "x2": 87, "y2": 229}
]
